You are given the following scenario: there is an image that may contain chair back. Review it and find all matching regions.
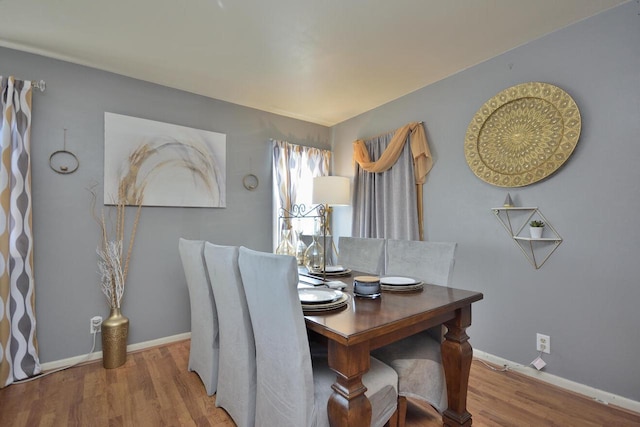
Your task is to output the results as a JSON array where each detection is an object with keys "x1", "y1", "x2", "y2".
[
  {"x1": 178, "y1": 238, "x2": 219, "y2": 395},
  {"x1": 385, "y1": 240, "x2": 457, "y2": 286},
  {"x1": 238, "y1": 247, "x2": 315, "y2": 427},
  {"x1": 338, "y1": 236, "x2": 386, "y2": 274},
  {"x1": 204, "y1": 243, "x2": 256, "y2": 427}
]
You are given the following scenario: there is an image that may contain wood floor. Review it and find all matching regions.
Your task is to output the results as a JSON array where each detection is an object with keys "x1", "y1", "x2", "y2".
[{"x1": 1, "y1": 339, "x2": 638, "y2": 427}]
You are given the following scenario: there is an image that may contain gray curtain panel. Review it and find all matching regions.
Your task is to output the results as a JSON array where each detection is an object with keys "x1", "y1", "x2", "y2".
[
  {"x1": 352, "y1": 130, "x2": 419, "y2": 240},
  {"x1": 0, "y1": 76, "x2": 40, "y2": 386}
]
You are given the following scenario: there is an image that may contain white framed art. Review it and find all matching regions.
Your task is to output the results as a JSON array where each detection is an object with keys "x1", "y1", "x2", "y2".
[{"x1": 104, "y1": 113, "x2": 226, "y2": 207}]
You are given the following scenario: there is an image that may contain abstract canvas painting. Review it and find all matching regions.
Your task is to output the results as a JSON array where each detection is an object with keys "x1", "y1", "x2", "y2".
[{"x1": 104, "y1": 113, "x2": 226, "y2": 207}]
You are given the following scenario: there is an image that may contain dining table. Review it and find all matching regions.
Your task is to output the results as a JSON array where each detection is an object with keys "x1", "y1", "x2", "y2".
[{"x1": 302, "y1": 272, "x2": 484, "y2": 427}]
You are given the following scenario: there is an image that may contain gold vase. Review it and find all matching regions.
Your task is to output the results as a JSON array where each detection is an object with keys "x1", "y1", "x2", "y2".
[{"x1": 101, "y1": 308, "x2": 129, "y2": 369}]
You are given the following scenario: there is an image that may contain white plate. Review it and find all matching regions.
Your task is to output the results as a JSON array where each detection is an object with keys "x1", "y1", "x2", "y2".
[
  {"x1": 308, "y1": 268, "x2": 352, "y2": 277},
  {"x1": 298, "y1": 275, "x2": 325, "y2": 286},
  {"x1": 302, "y1": 293, "x2": 350, "y2": 312},
  {"x1": 381, "y1": 283, "x2": 424, "y2": 292},
  {"x1": 298, "y1": 288, "x2": 342, "y2": 304},
  {"x1": 323, "y1": 265, "x2": 345, "y2": 273},
  {"x1": 380, "y1": 276, "x2": 420, "y2": 286}
]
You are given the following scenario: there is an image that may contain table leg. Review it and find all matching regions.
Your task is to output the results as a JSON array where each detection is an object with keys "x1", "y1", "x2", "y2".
[
  {"x1": 326, "y1": 340, "x2": 371, "y2": 427},
  {"x1": 442, "y1": 305, "x2": 473, "y2": 427}
]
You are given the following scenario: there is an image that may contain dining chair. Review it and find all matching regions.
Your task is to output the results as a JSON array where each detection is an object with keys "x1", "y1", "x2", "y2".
[
  {"x1": 238, "y1": 247, "x2": 399, "y2": 427},
  {"x1": 384, "y1": 240, "x2": 457, "y2": 289},
  {"x1": 178, "y1": 238, "x2": 219, "y2": 396},
  {"x1": 372, "y1": 239, "x2": 457, "y2": 427},
  {"x1": 203, "y1": 242, "x2": 256, "y2": 427},
  {"x1": 337, "y1": 236, "x2": 386, "y2": 274}
]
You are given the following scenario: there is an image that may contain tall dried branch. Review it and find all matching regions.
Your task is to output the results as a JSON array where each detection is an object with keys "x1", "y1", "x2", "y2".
[{"x1": 89, "y1": 183, "x2": 143, "y2": 309}]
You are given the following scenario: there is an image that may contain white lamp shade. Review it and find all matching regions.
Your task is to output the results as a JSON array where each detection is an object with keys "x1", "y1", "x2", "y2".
[{"x1": 312, "y1": 176, "x2": 350, "y2": 206}]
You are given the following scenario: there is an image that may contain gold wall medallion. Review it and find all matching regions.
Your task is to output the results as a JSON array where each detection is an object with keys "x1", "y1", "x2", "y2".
[{"x1": 464, "y1": 82, "x2": 581, "y2": 187}]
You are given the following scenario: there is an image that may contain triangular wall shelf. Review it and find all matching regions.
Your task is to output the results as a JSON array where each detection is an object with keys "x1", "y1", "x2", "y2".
[{"x1": 491, "y1": 207, "x2": 562, "y2": 269}]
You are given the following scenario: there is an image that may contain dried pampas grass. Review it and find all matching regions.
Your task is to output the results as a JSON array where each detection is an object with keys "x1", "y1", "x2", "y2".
[{"x1": 91, "y1": 185, "x2": 142, "y2": 309}]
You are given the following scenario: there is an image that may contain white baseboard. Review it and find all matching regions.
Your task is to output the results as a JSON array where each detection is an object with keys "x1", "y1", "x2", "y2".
[
  {"x1": 473, "y1": 349, "x2": 640, "y2": 414},
  {"x1": 40, "y1": 332, "x2": 191, "y2": 371}
]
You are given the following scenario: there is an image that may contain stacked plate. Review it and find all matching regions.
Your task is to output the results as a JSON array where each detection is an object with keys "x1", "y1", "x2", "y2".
[
  {"x1": 380, "y1": 276, "x2": 424, "y2": 292},
  {"x1": 307, "y1": 265, "x2": 352, "y2": 278},
  {"x1": 299, "y1": 288, "x2": 349, "y2": 313}
]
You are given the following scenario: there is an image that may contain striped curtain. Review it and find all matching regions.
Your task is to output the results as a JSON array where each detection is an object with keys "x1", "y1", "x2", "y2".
[
  {"x1": 272, "y1": 140, "x2": 330, "y2": 246},
  {"x1": 0, "y1": 76, "x2": 40, "y2": 387}
]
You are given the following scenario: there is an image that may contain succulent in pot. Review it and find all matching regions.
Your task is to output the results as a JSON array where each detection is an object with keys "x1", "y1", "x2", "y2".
[{"x1": 529, "y1": 220, "x2": 544, "y2": 238}]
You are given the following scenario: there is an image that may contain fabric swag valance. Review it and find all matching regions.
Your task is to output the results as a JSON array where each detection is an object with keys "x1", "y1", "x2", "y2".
[{"x1": 353, "y1": 122, "x2": 432, "y2": 240}]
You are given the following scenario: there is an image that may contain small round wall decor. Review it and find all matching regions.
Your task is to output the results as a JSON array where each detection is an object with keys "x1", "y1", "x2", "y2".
[{"x1": 464, "y1": 82, "x2": 581, "y2": 187}]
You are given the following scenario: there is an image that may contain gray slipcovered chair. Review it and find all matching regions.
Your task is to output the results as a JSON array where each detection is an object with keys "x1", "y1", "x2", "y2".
[
  {"x1": 178, "y1": 238, "x2": 219, "y2": 396},
  {"x1": 238, "y1": 247, "x2": 398, "y2": 427},
  {"x1": 372, "y1": 239, "x2": 457, "y2": 427},
  {"x1": 337, "y1": 236, "x2": 386, "y2": 274},
  {"x1": 203, "y1": 243, "x2": 256, "y2": 427}
]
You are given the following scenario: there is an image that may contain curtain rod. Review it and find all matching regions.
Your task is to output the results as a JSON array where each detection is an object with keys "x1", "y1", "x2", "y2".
[
  {"x1": 31, "y1": 80, "x2": 46, "y2": 92},
  {"x1": 362, "y1": 121, "x2": 424, "y2": 141}
]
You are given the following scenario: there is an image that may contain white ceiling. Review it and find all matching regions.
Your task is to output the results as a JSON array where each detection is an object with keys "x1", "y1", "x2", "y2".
[{"x1": 0, "y1": 0, "x2": 626, "y2": 126}]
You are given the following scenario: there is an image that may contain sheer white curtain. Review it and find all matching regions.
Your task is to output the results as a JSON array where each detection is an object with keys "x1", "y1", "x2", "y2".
[
  {"x1": 272, "y1": 140, "x2": 330, "y2": 247},
  {"x1": 352, "y1": 130, "x2": 420, "y2": 240},
  {"x1": 0, "y1": 76, "x2": 40, "y2": 386}
]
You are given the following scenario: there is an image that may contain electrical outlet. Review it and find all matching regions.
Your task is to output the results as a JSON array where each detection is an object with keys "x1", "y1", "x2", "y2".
[
  {"x1": 536, "y1": 333, "x2": 550, "y2": 354},
  {"x1": 90, "y1": 316, "x2": 102, "y2": 334}
]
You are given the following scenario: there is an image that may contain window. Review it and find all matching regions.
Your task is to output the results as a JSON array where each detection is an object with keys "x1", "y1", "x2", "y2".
[{"x1": 272, "y1": 140, "x2": 330, "y2": 245}]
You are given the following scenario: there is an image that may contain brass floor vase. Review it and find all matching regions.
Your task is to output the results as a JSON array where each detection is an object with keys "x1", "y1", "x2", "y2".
[{"x1": 102, "y1": 308, "x2": 129, "y2": 369}]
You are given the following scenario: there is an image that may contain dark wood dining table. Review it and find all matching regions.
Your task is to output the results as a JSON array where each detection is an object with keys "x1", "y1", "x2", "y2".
[{"x1": 303, "y1": 273, "x2": 483, "y2": 427}]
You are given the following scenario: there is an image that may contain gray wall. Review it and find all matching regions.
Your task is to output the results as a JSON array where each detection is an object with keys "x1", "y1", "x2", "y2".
[
  {"x1": 0, "y1": 46, "x2": 330, "y2": 363},
  {"x1": 331, "y1": 2, "x2": 639, "y2": 401}
]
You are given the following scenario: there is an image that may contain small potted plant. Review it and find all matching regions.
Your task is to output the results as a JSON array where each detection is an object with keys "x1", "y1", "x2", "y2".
[{"x1": 529, "y1": 220, "x2": 545, "y2": 238}]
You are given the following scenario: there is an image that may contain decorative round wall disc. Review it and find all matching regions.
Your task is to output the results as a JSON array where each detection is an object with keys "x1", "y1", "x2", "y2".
[{"x1": 464, "y1": 82, "x2": 581, "y2": 187}]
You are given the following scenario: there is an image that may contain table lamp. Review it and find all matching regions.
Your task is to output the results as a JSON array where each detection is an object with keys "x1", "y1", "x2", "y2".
[{"x1": 312, "y1": 176, "x2": 350, "y2": 281}]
